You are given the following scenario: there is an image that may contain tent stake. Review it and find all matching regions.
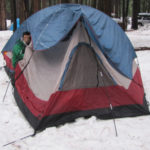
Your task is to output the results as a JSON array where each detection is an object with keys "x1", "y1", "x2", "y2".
[
  {"x1": 110, "y1": 103, "x2": 118, "y2": 137},
  {"x1": 0, "y1": 65, "x2": 5, "y2": 70},
  {"x1": 2, "y1": 79, "x2": 11, "y2": 102},
  {"x1": 99, "y1": 71, "x2": 118, "y2": 137},
  {"x1": 3, "y1": 132, "x2": 36, "y2": 147}
]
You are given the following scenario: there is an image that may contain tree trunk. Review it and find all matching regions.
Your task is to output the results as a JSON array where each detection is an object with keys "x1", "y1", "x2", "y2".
[
  {"x1": 23, "y1": 0, "x2": 30, "y2": 18},
  {"x1": 83, "y1": 0, "x2": 86, "y2": 5},
  {"x1": 132, "y1": 0, "x2": 140, "y2": 30},
  {"x1": 122, "y1": 0, "x2": 126, "y2": 30},
  {"x1": 88, "y1": 0, "x2": 91, "y2": 6},
  {"x1": 5, "y1": 0, "x2": 11, "y2": 20},
  {"x1": 118, "y1": 0, "x2": 121, "y2": 17},
  {"x1": 17, "y1": 0, "x2": 30, "y2": 24},
  {"x1": 97, "y1": 0, "x2": 104, "y2": 12},
  {"x1": 145, "y1": 0, "x2": 148, "y2": 12},
  {"x1": 10, "y1": 0, "x2": 14, "y2": 22},
  {"x1": 97, "y1": 0, "x2": 100, "y2": 10},
  {"x1": 16, "y1": 0, "x2": 25, "y2": 24},
  {"x1": 138, "y1": 0, "x2": 141, "y2": 12},
  {"x1": 142, "y1": 0, "x2": 146, "y2": 12},
  {"x1": 29, "y1": 0, "x2": 34, "y2": 16},
  {"x1": 52, "y1": 0, "x2": 56, "y2": 5},
  {"x1": 111, "y1": 0, "x2": 115, "y2": 15},
  {"x1": 115, "y1": 0, "x2": 119, "y2": 17},
  {"x1": 41, "y1": 0, "x2": 47, "y2": 8},
  {"x1": 78, "y1": 0, "x2": 82, "y2": 4},
  {"x1": 33, "y1": 0, "x2": 41, "y2": 13},
  {"x1": 104, "y1": 0, "x2": 112, "y2": 16},
  {"x1": 126, "y1": 0, "x2": 129, "y2": 17},
  {"x1": 0, "y1": 0, "x2": 7, "y2": 30},
  {"x1": 91, "y1": 0, "x2": 96, "y2": 8},
  {"x1": 61, "y1": 0, "x2": 70, "y2": 3},
  {"x1": 74, "y1": 0, "x2": 78, "y2": 3},
  {"x1": 148, "y1": 0, "x2": 150, "y2": 12},
  {"x1": 55, "y1": 0, "x2": 59, "y2": 4},
  {"x1": 12, "y1": 0, "x2": 17, "y2": 31},
  {"x1": 49, "y1": 0, "x2": 52, "y2": 6}
]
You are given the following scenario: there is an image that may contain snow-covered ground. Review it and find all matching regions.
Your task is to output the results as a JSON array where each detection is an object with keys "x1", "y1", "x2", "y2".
[
  {"x1": 0, "y1": 25, "x2": 150, "y2": 150},
  {"x1": 126, "y1": 24, "x2": 150, "y2": 48}
]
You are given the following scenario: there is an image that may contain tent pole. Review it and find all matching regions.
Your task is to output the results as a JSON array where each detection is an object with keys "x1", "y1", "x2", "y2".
[
  {"x1": 2, "y1": 52, "x2": 36, "y2": 145},
  {"x1": 3, "y1": 132, "x2": 36, "y2": 147},
  {"x1": 2, "y1": 79, "x2": 11, "y2": 102},
  {"x1": 14, "y1": 51, "x2": 34, "y2": 84},
  {"x1": 3, "y1": 51, "x2": 34, "y2": 102},
  {"x1": 99, "y1": 71, "x2": 118, "y2": 137}
]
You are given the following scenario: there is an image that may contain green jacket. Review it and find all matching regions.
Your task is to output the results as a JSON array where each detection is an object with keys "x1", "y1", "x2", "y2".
[{"x1": 12, "y1": 40, "x2": 26, "y2": 68}]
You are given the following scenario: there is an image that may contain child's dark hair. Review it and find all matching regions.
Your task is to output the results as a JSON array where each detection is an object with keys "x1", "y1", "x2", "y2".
[{"x1": 22, "y1": 31, "x2": 30, "y2": 37}]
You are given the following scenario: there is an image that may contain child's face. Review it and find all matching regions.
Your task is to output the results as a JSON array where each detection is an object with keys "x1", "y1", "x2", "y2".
[{"x1": 23, "y1": 35, "x2": 31, "y2": 45}]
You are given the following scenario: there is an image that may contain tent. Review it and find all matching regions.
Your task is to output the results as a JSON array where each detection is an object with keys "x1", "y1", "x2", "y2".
[{"x1": 2, "y1": 4, "x2": 150, "y2": 132}]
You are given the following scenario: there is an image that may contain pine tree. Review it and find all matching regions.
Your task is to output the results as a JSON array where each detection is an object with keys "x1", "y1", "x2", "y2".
[
  {"x1": 61, "y1": 0, "x2": 70, "y2": 3},
  {"x1": 132, "y1": 0, "x2": 140, "y2": 29},
  {"x1": 0, "y1": 0, "x2": 7, "y2": 30}
]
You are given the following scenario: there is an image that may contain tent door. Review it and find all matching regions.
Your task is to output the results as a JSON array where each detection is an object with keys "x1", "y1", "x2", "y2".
[{"x1": 60, "y1": 43, "x2": 114, "y2": 91}]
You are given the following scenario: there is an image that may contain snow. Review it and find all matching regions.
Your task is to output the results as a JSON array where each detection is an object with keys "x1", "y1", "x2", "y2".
[
  {"x1": 6, "y1": 20, "x2": 12, "y2": 30},
  {"x1": 0, "y1": 25, "x2": 150, "y2": 150},
  {"x1": 126, "y1": 24, "x2": 150, "y2": 48}
]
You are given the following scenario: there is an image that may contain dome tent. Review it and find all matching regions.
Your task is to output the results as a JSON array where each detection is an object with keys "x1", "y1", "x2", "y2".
[{"x1": 2, "y1": 4, "x2": 149, "y2": 132}]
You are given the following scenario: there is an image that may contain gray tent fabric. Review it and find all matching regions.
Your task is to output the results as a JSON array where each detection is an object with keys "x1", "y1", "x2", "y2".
[
  {"x1": 18, "y1": 21, "x2": 138, "y2": 101},
  {"x1": 91, "y1": 40, "x2": 138, "y2": 89},
  {"x1": 19, "y1": 40, "x2": 70, "y2": 101},
  {"x1": 61, "y1": 44, "x2": 115, "y2": 91},
  {"x1": 19, "y1": 22, "x2": 87, "y2": 100}
]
